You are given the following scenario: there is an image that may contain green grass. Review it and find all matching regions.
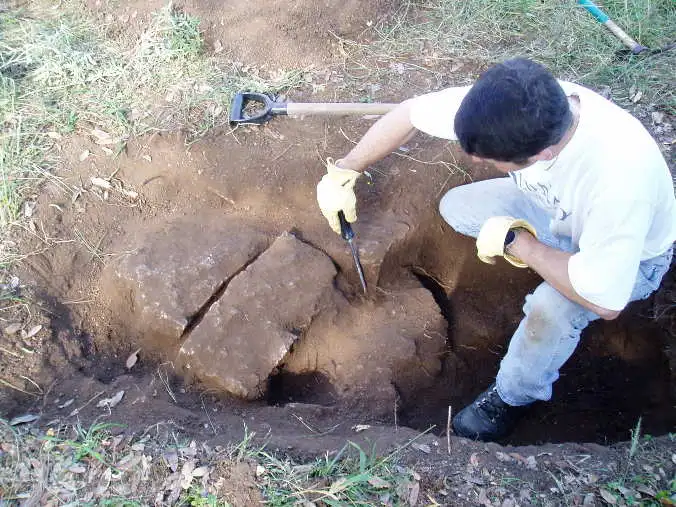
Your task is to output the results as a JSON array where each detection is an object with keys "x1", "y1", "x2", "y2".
[
  {"x1": 256, "y1": 440, "x2": 421, "y2": 506},
  {"x1": 43, "y1": 422, "x2": 126, "y2": 466}
]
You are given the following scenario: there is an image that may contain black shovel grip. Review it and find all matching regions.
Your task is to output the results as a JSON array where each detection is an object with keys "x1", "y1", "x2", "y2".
[{"x1": 338, "y1": 211, "x2": 354, "y2": 241}]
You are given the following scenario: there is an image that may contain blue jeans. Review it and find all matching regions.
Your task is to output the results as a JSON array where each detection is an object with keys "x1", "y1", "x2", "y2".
[{"x1": 440, "y1": 177, "x2": 673, "y2": 406}]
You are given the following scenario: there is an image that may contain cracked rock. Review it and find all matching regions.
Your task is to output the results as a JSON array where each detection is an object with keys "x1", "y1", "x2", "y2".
[
  {"x1": 178, "y1": 233, "x2": 337, "y2": 399},
  {"x1": 100, "y1": 214, "x2": 270, "y2": 355}
]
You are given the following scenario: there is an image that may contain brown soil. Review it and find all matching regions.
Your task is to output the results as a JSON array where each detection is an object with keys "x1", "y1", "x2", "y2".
[
  {"x1": 1, "y1": 1, "x2": 675, "y2": 498},
  {"x1": 87, "y1": 0, "x2": 400, "y2": 69},
  {"x1": 4, "y1": 108, "x2": 674, "y2": 447}
]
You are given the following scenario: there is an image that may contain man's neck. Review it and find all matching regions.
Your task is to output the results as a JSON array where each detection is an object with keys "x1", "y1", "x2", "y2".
[{"x1": 550, "y1": 95, "x2": 581, "y2": 157}]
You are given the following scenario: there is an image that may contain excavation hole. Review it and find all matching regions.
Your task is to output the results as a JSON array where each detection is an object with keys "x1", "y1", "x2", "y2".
[{"x1": 267, "y1": 371, "x2": 338, "y2": 406}]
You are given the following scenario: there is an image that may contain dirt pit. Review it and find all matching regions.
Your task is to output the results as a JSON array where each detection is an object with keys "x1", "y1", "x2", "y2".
[
  {"x1": 3, "y1": 110, "x2": 674, "y2": 448},
  {"x1": 0, "y1": 1, "x2": 674, "y2": 463}
]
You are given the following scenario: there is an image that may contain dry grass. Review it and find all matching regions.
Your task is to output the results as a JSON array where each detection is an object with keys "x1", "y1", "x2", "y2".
[
  {"x1": 350, "y1": 0, "x2": 676, "y2": 111},
  {"x1": 0, "y1": 1, "x2": 307, "y2": 268}
]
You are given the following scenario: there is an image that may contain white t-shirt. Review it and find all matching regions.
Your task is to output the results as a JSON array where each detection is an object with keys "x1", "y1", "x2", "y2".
[{"x1": 410, "y1": 81, "x2": 676, "y2": 311}]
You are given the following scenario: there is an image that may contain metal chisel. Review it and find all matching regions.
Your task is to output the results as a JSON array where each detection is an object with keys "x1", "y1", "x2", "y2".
[{"x1": 338, "y1": 211, "x2": 367, "y2": 294}]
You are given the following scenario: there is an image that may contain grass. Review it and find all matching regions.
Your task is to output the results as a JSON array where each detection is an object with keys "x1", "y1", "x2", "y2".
[
  {"x1": 0, "y1": 1, "x2": 306, "y2": 267},
  {"x1": 256, "y1": 441, "x2": 420, "y2": 505},
  {"x1": 0, "y1": 421, "x2": 420, "y2": 505},
  {"x1": 355, "y1": 0, "x2": 675, "y2": 111}
]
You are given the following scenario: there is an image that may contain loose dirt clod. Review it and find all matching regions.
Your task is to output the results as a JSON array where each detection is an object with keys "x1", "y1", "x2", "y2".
[
  {"x1": 280, "y1": 288, "x2": 448, "y2": 416},
  {"x1": 178, "y1": 233, "x2": 337, "y2": 399}
]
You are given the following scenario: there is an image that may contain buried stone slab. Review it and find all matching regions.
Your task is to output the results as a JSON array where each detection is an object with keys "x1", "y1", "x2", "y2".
[
  {"x1": 279, "y1": 288, "x2": 448, "y2": 417},
  {"x1": 178, "y1": 233, "x2": 337, "y2": 399},
  {"x1": 100, "y1": 214, "x2": 270, "y2": 355}
]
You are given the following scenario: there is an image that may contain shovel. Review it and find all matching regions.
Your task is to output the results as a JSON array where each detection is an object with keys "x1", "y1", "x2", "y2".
[
  {"x1": 229, "y1": 92, "x2": 398, "y2": 125},
  {"x1": 578, "y1": 0, "x2": 675, "y2": 56}
]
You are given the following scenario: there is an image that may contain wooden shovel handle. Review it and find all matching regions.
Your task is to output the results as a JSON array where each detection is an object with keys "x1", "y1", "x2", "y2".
[{"x1": 285, "y1": 102, "x2": 398, "y2": 116}]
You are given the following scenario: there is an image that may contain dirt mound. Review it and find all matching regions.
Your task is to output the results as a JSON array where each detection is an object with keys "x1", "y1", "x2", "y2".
[
  {"x1": 280, "y1": 287, "x2": 449, "y2": 417},
  {"x1": 89, "y1": 0, "x2": 399, "y2": 68}
]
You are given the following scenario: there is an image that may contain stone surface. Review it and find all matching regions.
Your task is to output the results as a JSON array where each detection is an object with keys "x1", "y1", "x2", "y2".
[
  {"x1": 284, "y1": 288, "x2": 447, "y2": 416},
  {"x1": 178, "y1": 233, "x2": 337, "y2": 399},
  {"x1": 100, "y1": 214, "x2": 270, "y2": 354}
]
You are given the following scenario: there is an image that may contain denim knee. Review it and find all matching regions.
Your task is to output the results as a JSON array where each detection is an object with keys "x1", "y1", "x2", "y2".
[
  {"x1": 523, "y1": 285, "x2": 596, "y2": 341},
  {"x1": 439, "y1": 185, "x2": 479, "y2": 237}
]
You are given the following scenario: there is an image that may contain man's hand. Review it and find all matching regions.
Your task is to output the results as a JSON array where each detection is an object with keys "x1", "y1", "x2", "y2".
[
  {"x1": 317, "y1": 158, "x2": 361, "y2": 234},
  {"x1": 476, "y1": 216, "x2": 538, "y2": 268}
]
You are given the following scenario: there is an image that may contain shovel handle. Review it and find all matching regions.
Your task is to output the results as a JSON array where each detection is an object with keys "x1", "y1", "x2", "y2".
[
  {"x1": 286, "y1": 102, "x2": 398, "y2": 117},
  {"x1": 578, "y1": 0, "x2": 647, "y2": 54}
]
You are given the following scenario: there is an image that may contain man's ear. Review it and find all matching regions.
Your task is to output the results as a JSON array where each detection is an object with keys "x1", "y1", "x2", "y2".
[{"x1": 532, "y1": 147, "x2": 555, "y2": 161}]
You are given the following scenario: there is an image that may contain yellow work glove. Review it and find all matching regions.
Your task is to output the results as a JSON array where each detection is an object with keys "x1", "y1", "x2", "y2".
[
  {"x1": 476, "y1": 216, "x2": 537, "y2": 268},
  {"x1": 316, "y1": 158, "x2": 361, "y2": 235}
]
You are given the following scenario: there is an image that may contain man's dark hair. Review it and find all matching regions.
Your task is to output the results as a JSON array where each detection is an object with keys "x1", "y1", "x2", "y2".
[{"x1": 454, "y1": 58, "x2": 573, "y2": 164}]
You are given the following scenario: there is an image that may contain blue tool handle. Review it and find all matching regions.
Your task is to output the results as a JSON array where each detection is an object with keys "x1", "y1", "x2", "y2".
[
  {"x1": 338, "y1": 211, "x2": 354, "y2": 241},
  {"x1": 578, "y1": 0, "x2": 610, "y2": 23}
]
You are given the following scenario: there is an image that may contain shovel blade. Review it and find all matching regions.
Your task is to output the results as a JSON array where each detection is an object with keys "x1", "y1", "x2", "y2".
[{"x1": 229, "y1": 92, "x2": 277, "y2": 125}]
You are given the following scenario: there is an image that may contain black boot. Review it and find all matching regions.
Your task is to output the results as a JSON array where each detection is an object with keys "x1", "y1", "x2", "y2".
[{"x1": 452, "y1": 384, "x2": 526, "y2": 441}]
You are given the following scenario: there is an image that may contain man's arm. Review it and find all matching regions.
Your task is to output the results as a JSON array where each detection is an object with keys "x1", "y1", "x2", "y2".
[
  {"x1": 508, "y1": 232, "x2": 621, "y2": 320},
  {"x1": 337, "y1": 100, "x2": 416, "y2": 171}
]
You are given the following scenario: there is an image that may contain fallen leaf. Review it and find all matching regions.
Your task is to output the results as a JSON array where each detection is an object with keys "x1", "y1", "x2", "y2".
[
  {"x1": 3, "y1": 323, "x2": 22, "y2": 335},
  {"x1": 652, "y1": 111, "x2": 664, "y2": 124},
  {"x1": 329, "y1": 478, "x2": 348, "y2": 494},
  {"x1": 163, "y1": 451, "x2": 179, "y2": 472},
  {"x1": 599, "y1": 488, "x2": 617, "y2": 505},
  {"x1": 79, "y1": 150, "x2": 90, "y2": 161},
  {"x1": 368, "y1": 476, "x2": 390, "y2": 489},
  {"x1": 412, "y1": 443, "x2": 431, "y2": 454},
  {"x1": 91, "y1": 129, "x2": 115, "y2": 145},
  {"x1": 636, "y1": 484, "x2": 656, "y2": 497},
  {"x1": 97, "y1": 390, "x2": 125, "y2": 409},
  {"x1": 58, "y1": 399, "x2": 74, "y2": 409},
  {"x1": 25, "y1": 325, "x2": 42, "y2": 339},
  {"x1": 91, "y1": 177, "x2": 112, "y2": 190},
  {"x1": 192, "y1": 466, "x2": 209, "y2": 477},
  {"x1": 121, "y1": 188, "x2": 139, "y2": 199},
  {"x1": 9, "y1": 414, "x2": 39, "y2": 425},
  {"x1": 95, "y1": 467, "x2": 112, "y2": 496},
  {"x1": 408, "y1": 481, "x2": 420, "y2": 506},
  {"x1": 525, "y1": 455, "x2": 538, "y2": 470},
  {"x1": 126, "y1": 348, "x2": 141, "y2": 369},
  {"x1": 496, "y1": 452, "x2": 513, "y2": 462},
  {"x1": 180, "y1": 459, "x2": 196, "y2": 489},
  {"x1": 478, "y1": 488, "x2": 492, "y2": 507}
]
